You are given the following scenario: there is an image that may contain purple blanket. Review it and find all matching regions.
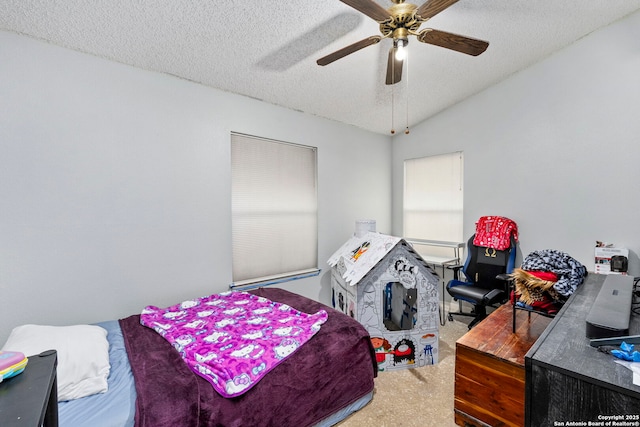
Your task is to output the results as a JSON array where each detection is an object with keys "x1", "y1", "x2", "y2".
[
  {"x1": 139, "y1": 290, "x2": 328, "y2": 398},
  {"x1": 120, "y1": 288, "x2": 377, "y2": 427}
]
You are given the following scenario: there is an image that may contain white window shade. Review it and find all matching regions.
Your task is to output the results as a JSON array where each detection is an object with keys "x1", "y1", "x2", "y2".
[
  {"x1": 403, "y1": 152, "x2": 463, "y2": 257},
  {"x1": 231, "y1": 133, "x2": 318, "y2": 286}
]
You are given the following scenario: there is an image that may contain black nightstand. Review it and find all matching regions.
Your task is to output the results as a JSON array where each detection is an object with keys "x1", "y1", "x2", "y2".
[{"x1": 0, "y1": 349, "x2": 58, "y2": 426}]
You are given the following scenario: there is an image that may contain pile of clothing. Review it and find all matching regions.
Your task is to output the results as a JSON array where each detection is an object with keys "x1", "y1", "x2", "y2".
[{"x1": 511, "y1": 249, "x2": 588, "y2": 315}]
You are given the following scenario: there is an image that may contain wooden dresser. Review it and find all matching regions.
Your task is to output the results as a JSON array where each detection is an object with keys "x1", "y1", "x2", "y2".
[{"x1": 454, "y1": 303, "x2": 552, "y2": 427}]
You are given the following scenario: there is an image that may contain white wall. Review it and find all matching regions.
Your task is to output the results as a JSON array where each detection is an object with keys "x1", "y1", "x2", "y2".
[
  {"x1": 4, "y1": 10, "x2": 639, "y2": 345},
  {"x1": 0, "y1": 31, "x2": 392, "y2": 344},
  {"x1": 392, "y1": 10, "x2": 640, "y2": 276}
]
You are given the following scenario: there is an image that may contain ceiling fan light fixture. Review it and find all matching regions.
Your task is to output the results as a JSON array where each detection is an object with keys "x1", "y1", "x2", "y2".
[
  {"x1": 317, "y1": 0, "x2": 490, "y2": 79},
  {"x1": 394, "y1": 38, "x2": 408, "y2": 61}
]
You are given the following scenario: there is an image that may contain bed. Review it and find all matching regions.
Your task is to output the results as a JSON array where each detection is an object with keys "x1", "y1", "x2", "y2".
[{"x1": 45, "y1": 287, "x2": 378, "y2": 426}]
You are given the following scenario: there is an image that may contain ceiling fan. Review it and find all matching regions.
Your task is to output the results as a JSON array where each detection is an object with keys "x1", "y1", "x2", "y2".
[{"x1": 317, "y1": 0, "x2": 489, "y2": 85}]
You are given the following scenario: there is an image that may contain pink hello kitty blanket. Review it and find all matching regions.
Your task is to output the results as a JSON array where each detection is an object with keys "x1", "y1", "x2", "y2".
[{"x1": 140, "y1": 290, "x2": 328, "y2": 398}]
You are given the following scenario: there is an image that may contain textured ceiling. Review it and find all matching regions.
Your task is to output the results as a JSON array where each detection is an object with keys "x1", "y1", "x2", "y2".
[{"x1": 2, "y1": 0, "x2": 640, "y2": 135}]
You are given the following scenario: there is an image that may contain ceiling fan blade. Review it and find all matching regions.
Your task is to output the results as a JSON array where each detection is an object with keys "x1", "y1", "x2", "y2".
[
  {"x1": 415, "y1": 0, "x2": 460, "y2": 20},
  {"x1": 339, "y1": 0, "x2": 391, "y2": 22},
  {"x1": 417, "y1": 29, "x2": 489, "y2": 56},
  {"x1": 385, "y1": 47, "x2": 403, "y2": 85},
  {"x1": 317, "y1": 36, "x2": 382, "y2": 66}
]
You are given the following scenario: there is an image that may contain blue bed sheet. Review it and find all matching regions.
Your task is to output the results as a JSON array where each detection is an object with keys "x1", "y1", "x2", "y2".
[{"x1": 58, "y1": 320, "x2": 136, "y2": 427}]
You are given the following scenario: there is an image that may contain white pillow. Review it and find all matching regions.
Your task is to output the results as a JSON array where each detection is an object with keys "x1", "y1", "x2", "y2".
[{"x1": 1, "y1": 324, "x2": 110, "y2": 401}]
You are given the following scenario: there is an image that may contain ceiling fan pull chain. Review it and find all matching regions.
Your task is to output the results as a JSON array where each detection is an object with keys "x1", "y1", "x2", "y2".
[
  {"x1": 391, "y1": 59, "x2": 396, "y2": 135},
  {"x1": 405, "y1": 53, "x2": 410, "y2": 135}
]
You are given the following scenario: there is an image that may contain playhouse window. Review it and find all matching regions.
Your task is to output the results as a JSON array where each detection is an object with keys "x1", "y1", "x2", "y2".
[{"x1": 382, "y1": 282, "x2": 418, "y2": 331}]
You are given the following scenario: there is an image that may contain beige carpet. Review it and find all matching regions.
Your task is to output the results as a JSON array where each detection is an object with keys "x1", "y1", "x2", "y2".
[{"x1": 337, "y1": 318, "x2": 470, "y2": 427}]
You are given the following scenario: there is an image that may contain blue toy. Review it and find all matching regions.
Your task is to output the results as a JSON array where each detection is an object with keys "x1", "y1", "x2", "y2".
[{"x1": 0, "y1": 350, "x2": 28, "y2": 383}]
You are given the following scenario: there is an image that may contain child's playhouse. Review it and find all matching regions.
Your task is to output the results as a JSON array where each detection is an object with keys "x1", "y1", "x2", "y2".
[{"x1": 328, "y1": 232, "x2": 441, "y2": 371}]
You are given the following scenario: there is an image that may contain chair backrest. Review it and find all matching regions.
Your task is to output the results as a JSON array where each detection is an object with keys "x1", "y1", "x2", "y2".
[{"x1": 463, "y1": 233, "x2": 517, "y2": 290}]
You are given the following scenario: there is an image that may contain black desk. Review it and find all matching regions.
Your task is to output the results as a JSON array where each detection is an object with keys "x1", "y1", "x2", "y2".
[
  {"x1": 525, "y1": 274, "x2": 640, "y2": 426},
  {"x1": 0, "y1": 350, "x2": 58, "y2": 427}
]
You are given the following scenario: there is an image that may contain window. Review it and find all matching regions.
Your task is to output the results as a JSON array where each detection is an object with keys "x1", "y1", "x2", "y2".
[
  {"x1": 231, "y1": 133, "x2": 318, "y2": 287},
  {"x1": 403, "y1": 152, "x2": 464, "y2": 257}
]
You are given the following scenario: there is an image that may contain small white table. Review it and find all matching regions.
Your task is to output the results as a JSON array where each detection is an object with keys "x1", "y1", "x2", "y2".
[{"x1": 405, "y1": 239, "x2": 465, "y2": 325}]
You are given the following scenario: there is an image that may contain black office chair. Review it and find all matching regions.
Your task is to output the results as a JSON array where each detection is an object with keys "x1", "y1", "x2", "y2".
[{"x1": 446, "y1": 234, "x2": 517, "y2": 328}]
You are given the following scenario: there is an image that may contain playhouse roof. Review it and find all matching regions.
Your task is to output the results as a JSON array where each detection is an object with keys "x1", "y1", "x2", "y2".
[{"x1": 328, "y1": 232, "x2": 405, "y2": 287}]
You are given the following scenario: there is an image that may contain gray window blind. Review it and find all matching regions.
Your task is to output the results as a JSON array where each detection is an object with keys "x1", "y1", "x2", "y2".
[
  {"x1": 231, "y1": 133, "x2": 318, "y2": 286},
  {"x1": 403, "y1": 151, "x2": 464, "y2": 257}
]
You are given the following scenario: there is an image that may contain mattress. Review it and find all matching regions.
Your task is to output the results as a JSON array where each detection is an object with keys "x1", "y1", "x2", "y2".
[
  {"x1": 57, "y1": 288, "x2": 376, "y2": 426},
  {"x1": 58, "y1": 320, "x2": 136, "y2": 427}
]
